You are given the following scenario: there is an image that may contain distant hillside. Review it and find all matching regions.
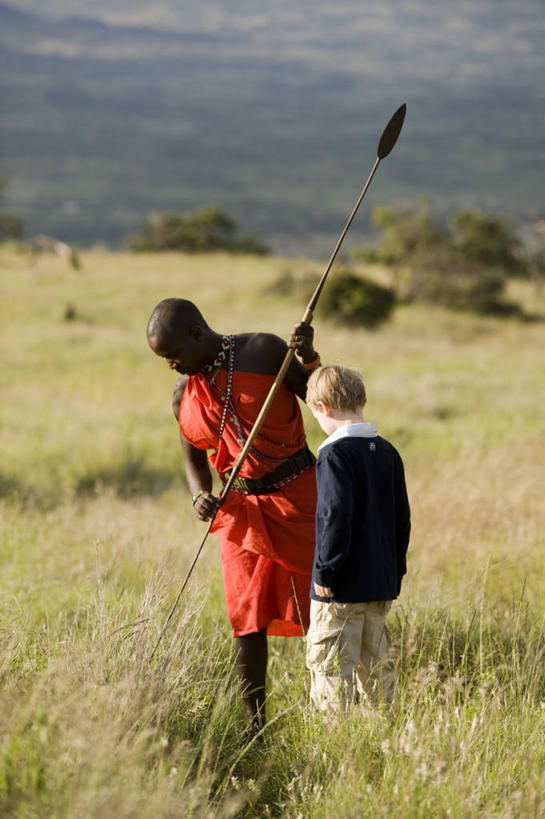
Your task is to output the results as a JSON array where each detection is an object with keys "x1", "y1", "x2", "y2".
[{"x1": 1, "y1": 1, "x2": 544, "y2": 254}]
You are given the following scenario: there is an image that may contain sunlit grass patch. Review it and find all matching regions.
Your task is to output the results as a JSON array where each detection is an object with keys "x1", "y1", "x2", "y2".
[{"x1": 1, "y1": 246, "x2": 545, "y2": 815}]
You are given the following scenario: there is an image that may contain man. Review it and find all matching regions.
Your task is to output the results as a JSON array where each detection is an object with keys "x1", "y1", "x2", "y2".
[{"x1": 146, "y1": 298, "x2": 321, "y2": 734}]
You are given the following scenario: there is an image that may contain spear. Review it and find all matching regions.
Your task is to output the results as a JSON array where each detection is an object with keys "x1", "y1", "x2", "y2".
[{"x1": 149, "y1": 103, "x2": 407, "y2": 663}]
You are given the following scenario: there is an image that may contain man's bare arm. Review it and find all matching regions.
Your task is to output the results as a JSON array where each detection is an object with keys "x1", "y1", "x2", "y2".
[
  {"x1": 172, "y1": 375, "x2": 188, "y2": 423},
  {"x1": 180, "y1": 435, "x2": 212, "y2": 495},
  {"x1": 249, "y1": 324, "x2": 317, "y2": 401},
  {"x1": 172, "y1": 375, "x2": 222, "y2": 521}
]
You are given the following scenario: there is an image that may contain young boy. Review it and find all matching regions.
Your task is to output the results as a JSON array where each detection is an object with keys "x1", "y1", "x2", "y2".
[{"x1": 305, "y1": 365, "x2": 411, "y2": 711}]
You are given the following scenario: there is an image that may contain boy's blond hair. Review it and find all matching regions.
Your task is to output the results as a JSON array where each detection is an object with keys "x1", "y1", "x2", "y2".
[{"x1": 306, "y1": 365, "x2": 367, "y2": 412}]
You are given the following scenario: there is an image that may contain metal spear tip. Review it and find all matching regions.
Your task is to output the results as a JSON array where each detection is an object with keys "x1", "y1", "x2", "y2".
[{"x1": 377, "y1": 103, "x2": 407, "y2": 159}]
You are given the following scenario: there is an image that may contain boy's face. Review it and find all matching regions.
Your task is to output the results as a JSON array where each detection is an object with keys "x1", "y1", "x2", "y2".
[{"x1": 310, "y1": 403, "x2": 338, "y2": 436}]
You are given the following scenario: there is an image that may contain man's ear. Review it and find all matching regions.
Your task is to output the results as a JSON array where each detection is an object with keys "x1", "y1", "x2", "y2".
[
  {"x1": 319, "y1": 402, "x2": 333, "y2": 417},
  {"x1": 188, "y1": 324, "x2": 204, "y2": 341}
]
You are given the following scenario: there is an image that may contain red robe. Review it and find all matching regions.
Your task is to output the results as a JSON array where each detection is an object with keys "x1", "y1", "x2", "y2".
[{"x1": 179, "y1": 370, "x2": 316, "y2": 636}]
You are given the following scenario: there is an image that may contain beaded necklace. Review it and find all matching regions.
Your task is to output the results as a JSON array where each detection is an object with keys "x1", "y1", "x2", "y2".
[
  {"x1": 203, "y1": 335, "x2": 290, "y2": 461},
  {"x1": 201, "y1": 334, "x2": 233, "y2": 379},
  {"x1": 202, "y1": 334, "x2": 235, "y2": 445}
]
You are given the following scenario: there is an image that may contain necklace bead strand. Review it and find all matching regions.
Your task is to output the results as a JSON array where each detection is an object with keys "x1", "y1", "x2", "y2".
[{"x1": 215, "y1": 335, "x2": 235, "y2": 445}]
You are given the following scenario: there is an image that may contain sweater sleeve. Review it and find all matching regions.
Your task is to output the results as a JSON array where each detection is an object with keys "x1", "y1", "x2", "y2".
[
  {"x1": 314, "y1": 449, "x2": 354, "y2": 588},
  {"x1": 394, "y1": 454, "x2": 411, "y2": 586}
]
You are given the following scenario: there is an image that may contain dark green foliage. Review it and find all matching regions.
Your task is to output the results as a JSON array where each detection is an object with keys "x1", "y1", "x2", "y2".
[
  {"x1": 452, "y1": 210, "x2": 526, "y2": 276},
  {"x1": 0, "y1": 174, "x2": 24, "y2": 240},
  {"x1": 0, "y1": 214, "x2": 24, "y2": 240},
  {"x1": 266, "y1": 268, "x2": 396, "y2": 329},
  {"x1": 359, "y1": 205, "x2": 530, "y2": 314},
  {"x1": 127, "y1": 206, "x2": 269, "y2": 255},
  {"x1": 370, "y1": 204, "x2": 447, "y2": 265},
  {"x1": 264, "y1": 269, "x2": 320, "y2": 301},
  {"x1": 400, "y1": 248, "x2": 507, "y2": 313},
  {"x1": 317, "y1": 270, "x2": 396, "y2": 329}
]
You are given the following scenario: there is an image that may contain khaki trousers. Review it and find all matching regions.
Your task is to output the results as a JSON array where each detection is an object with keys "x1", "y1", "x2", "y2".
[{"x1": 306, "y1": 599, "x2": 395, "y2": 711}]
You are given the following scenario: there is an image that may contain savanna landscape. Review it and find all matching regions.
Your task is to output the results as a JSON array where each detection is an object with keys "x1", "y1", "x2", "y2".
[{"x1": 1, "y1": 244, "x2": 544, "y2": 816}]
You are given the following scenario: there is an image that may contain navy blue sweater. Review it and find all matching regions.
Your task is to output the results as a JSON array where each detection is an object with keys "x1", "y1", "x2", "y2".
[{"x1": 311, "y1": 426, "x2": 410, "y2": 603}]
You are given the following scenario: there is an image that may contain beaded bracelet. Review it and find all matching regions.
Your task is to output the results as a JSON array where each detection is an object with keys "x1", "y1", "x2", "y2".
[
  {"x1": 192, "y1": 490, "x2": 203, "y2": 507},
  {"x1": 303, "y1": 352, "x2": 321, "y2": 371}
]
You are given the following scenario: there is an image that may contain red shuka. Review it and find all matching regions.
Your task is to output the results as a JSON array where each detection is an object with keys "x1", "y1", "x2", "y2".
[{"x1": 180, "y1": 370, "x2": 316, "y2": 637}]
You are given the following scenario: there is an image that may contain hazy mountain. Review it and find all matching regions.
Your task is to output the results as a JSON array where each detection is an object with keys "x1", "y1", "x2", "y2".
[{"x1": 1, "y1": 1, "x2": 543, "y2": 254}]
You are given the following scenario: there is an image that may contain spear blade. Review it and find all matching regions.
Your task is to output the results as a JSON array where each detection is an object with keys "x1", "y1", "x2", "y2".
[{"x1": 377, "y1": 103, "x2": 407, "y2": 159}]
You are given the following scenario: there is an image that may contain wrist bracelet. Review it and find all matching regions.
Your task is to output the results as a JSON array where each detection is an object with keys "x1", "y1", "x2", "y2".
[
  {"x1": 303, "y1": 352, "x2": 321, "y2": 371},
  {"x1": 192, "y1": 490, "x2": 203, "y2": 507}
]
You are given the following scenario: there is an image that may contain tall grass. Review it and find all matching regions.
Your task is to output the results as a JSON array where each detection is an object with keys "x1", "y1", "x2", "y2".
[{"x1": 1, "y1": 246, "x2": 545, "y2": 816}]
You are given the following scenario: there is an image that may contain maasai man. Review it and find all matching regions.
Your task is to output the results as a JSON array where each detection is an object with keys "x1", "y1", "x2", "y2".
[{"x1": 146, "y1": 298, "x2": 321, "y2": 734}]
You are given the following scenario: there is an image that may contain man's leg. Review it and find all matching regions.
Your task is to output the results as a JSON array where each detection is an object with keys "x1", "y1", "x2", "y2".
[{"x1": 236, "y1": 628, "x2": 268, "y2": 731}]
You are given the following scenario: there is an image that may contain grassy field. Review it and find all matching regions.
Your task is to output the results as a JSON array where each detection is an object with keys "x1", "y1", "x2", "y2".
[{"x1": 1, "y1": 245, "x2": 545, "y2": 817}]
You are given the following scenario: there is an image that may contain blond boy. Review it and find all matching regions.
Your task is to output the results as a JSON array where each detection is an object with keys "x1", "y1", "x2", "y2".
[{"x1": 305, "y1": 365, "x2": 410, "y2": 711}]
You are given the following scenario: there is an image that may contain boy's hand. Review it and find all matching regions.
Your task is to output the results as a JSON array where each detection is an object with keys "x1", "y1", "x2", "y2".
[{"x1": 314, "y1": 582, "x2": 334, "y2": 598}]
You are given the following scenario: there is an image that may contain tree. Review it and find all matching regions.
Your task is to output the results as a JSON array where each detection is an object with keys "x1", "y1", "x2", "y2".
[
  {"x1": 369, "y1": 203, "x2": 447, "y2": 265},
  {"x1": 127, "y1": 206, "x2": 269, "y2": 255},
  {"x1": 0, "y1": 174, "x2": 24, "y2": 241},
  {"x1": 357, "y1": 205, "x2": 529, "y2": 314},
  {"x1": 451, "y1": 210, "x2": 526, "y2": 276},
  {"x1": 0, "y1": 213, "x2": 24, "y2": 241},
  {"x1": 399, "y1": 248, "x2": 506, "y2": 313}
]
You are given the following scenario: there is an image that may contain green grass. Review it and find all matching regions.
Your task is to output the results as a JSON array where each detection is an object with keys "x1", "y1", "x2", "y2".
[{"x1": 1, "y1": 245, "x2": 545, "y2": 816}]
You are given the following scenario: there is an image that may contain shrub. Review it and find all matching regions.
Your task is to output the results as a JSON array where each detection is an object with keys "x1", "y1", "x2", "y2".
[
  {"x1": 398, "y1": 248, "x2": 508, "y2": 313},
  {"x1": 356, "y1": 205, "x2": 531, "y2": 314},
  {"x1": 265, "y1": 269, "x2": 319, "y2": 300},
  {"x1": 317, "y1": 270, "x2": 396, "y2": 329},
  {"x1": 0, "y1": 174, "x2": 24, "y2": 241},
  {"x1": 0, "y1": 213, "x2": 24, "y2": 241},
  {"x1": 368, "y1": 204, "x2": 447, "y2": 265},
  {"x1": 452, "y1": 209, "x2": 526, "y2": 276},
  {"x1": 127, "y1": 206, "x2": 269, "y2": 255}
]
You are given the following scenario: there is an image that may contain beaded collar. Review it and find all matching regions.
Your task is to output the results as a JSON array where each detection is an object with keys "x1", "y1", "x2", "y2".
[
  {"x1": 201, "y1": 334, "x2": 234, "y2": 379},
  {"x1": 201, "y1": 334, "x2": 235, "y2": 445}
]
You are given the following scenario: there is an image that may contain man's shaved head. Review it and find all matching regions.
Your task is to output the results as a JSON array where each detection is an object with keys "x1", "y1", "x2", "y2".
[
  {"x1": 147, "y1": 298, "x2": 219, "y2": 375},
  {"x1": 147, "y1": 298, "x2": 208, "y2": 347}
]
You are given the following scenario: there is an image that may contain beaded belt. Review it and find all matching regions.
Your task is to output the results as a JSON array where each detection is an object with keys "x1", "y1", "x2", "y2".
[{"x1": 222, "y1": 446, "x2": 316, "y2": 495}]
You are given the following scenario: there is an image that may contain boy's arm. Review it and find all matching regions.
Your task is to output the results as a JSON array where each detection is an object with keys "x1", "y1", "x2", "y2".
[
  {"x1": 314, "y1": 450, "x2": 354, "y2": 591},
  {"x1": 395, "y1": 455, "x2": 411, "y2": 587},
  {"x1": 313, "y1": 582, "x2": 334, "y2": 598}
]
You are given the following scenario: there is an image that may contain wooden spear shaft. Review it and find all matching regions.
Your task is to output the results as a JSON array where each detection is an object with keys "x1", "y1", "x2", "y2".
[{"x1": 148, "y1": 104, "x2": 407, "y2": 663}]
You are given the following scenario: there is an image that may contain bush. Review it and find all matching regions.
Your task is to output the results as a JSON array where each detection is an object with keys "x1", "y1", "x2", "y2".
[
  {"x1": 127, "y1": 206, "x2": 269, "y2": 255},
  {"x1": 0, "y1": 174, "x2": 24, "y2": 241},
  {"x1": 369, "y1": 204, "x2": 447, "y2": 265},
  {"x1": 264, "y1": 269, "x2": 320, "y2": 301},
  {"x1": 452, "y1": 210, "x2": 526, "y2": 276},
  {"x1": 356, "y1": 205, "x2": 531, "y2": 314},
  {"x1": 398, "y1": 248, "x2": 507, "y2": 313},
  {"x1": 317, "y1": 270, "x2": 396, "y2": 329},
  {"x1": 0, "y1": 213, "x2": 24, "y2": 241}
]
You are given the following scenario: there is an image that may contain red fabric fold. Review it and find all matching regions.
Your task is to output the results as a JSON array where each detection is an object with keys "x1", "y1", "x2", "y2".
[{"x1": 180, "y1": 370, "x2": 316, "y2": 636}]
